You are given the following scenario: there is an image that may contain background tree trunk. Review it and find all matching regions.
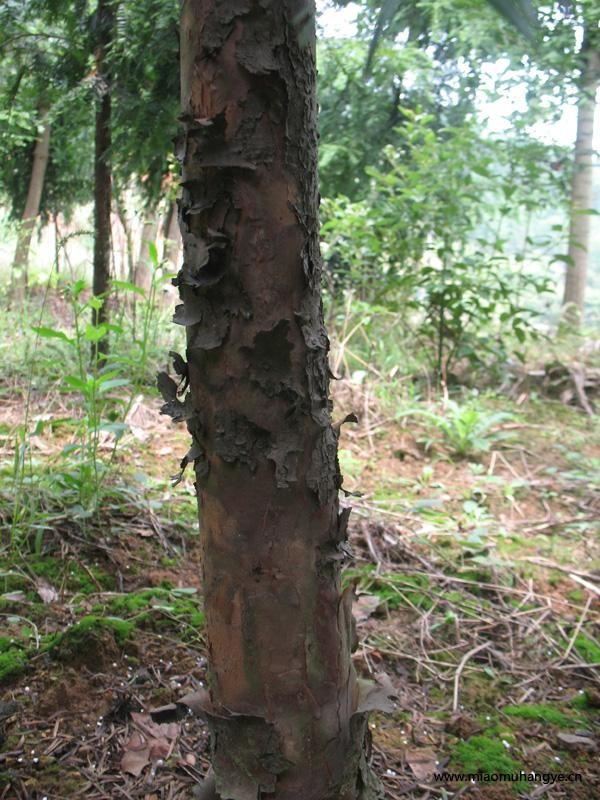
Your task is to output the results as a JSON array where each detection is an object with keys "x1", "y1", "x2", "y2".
[
  {"x1": 92, "y1": 0, "x2": 114, "y2": 358},
  {"x1": 12, "y1": 115, "x2": 50, "y2": 295},
  {"x1": 562, "y1": 40, "x2": 600, "y2": 319},
  {"x1": 162, "y1": 200, "x2": 181, "y2": 269},
  {"x1": 134, "y1": 213, "x2": 158, "y2": 291},
  {"x1": 165, "y1": 1, "x2": 386, "y2": 798}
]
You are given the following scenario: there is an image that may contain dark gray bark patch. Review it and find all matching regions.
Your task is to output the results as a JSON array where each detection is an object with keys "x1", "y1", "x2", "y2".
[
  {"x1": 235, "y1": 10, "x2": 282, "y2": 75},
  {"x1": 214, "y1": 410, "x2": 270, "y2": 471},
  {"x1": 266, "y1": 429, "x2": 302, "y2": 489},
  {"x1": 201, "y1": 0, "x2": 253, "y2": 58},
  {"x1": 210, "y1": 713, "x2": 292, "y2": 800},
  {"x1": 173, "y1": 284, "x2": 204, "y2": 327},
  {"x1": 172, "y1": 439, "x2": 209, "y2": 487},
  {"x1": 168, "y1": 351, "x2": 189, "y2": 393},
  {"x1": 240, "y1": 319, "x2": 294, "y2": 396},
  {"x1": 157, "y1": 372, "x2": 196, "y2": 422},
  {"x1": 337, "y1": 506, "x2": 352, "y2": 542},
  {"x1": 187, "y1": 298, "x2": 230, "y2": 350},
  {"x1": 306, "y1": 426, "x2": 342, "y2": 506}
]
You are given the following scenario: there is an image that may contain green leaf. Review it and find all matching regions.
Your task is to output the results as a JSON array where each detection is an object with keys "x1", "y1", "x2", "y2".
[
  {"x1": 84, "y1": 324, "x2": 108, "y2": 342},
  {"x1": 97, "y1": 378, "x2": 130, "y2": 394},
  {"x1": 64, "y1": 375, "x2": 87, "y2": 391},
  {"x1": 31, "y1": 326, "x2": 73, "y2": 344},
  {"x1": 112, "y1": 280, "x2": 145, "y2": 296},
  {"x1": 71, "y1": 279, "x2": 87, "y2": 299},
  {"x1": 99, "y1": 422, "x2": 129, "y2": 437},
  {"x1": 148, "y1": 241, "x2": 159, "y2": 268}
]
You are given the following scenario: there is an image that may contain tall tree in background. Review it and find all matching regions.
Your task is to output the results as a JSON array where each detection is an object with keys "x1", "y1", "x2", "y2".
[
  {"x1": 562, "y1": 22, "x2": 600, "y2": 318},
  {"x1": 162, "y1": 1, "x2": 389, "y2": 797},
  {"x1": 11, "y1": 110, "x2": 50, "y2": 293},
  {"x1": 92, "y1": 0, "x2": 115, "y2": 357}
]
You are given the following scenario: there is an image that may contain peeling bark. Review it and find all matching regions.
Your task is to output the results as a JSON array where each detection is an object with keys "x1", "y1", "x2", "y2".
[{"x1": 166, "y1": 2, "x2": 388, "y2": 798}]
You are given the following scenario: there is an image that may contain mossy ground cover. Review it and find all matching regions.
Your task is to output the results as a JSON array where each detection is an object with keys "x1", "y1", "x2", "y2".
[{"x1": 1, "y1": 367, "x2": 599, "y2": 797}]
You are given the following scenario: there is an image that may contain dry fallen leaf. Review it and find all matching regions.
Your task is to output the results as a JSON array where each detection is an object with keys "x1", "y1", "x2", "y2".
[
  {"x1": 354, "y1": 593, "x2": 381, "y2": 622},
  {"x1": 131, "y1": 711, "x2": 180, "y2": 743},
  {"x1": 121, "y1": 731, "x2": 151, "y2": 777},
  {"x1": 406, "y1": 747, "x2": 438, "y2": 781},
  {"x1": 120, "y1": 713, "x2": 181, "y2": 776},
  {"x1": 35, "y1": 578, "x2": 58, "y2": 604}
]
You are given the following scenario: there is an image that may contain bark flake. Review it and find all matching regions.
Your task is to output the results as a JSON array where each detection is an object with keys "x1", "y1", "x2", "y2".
[{"x1": 214, "y1": 410, "x2": 270, "y2": 470}]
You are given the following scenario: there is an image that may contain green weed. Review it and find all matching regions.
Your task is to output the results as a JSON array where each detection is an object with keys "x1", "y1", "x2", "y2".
[{"x1": 400, "y1": 400, "x2": 513, "y2": 458}]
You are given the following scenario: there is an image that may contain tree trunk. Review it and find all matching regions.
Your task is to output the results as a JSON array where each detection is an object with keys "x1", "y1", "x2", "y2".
[
  {"x1": 562, "y1": 41, "x2": 600, "y2": 319},
  {"x1": 161, "y1": 2, "x2": 387, "y2": 798},
  {"x1": 134, "y1": 214, "x2": 158, "y2": 291},
  {"x1": 162, "y1": 200, "x2": 181, "y2": 269},
  {"x1": 12, "y1": 115, "x2": 51, "y2": 294},
  {"x1": 92, "y1": 0, "x2": 114, "y2": 359}
]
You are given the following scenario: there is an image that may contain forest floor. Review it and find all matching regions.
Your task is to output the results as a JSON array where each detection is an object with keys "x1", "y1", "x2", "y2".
[{"x1": 0, "y1": 341, "x2": 599, "y2": 799}]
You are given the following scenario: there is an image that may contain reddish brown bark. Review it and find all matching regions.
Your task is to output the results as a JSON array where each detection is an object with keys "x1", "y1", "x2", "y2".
[{"x1": 158, "y1": 2, "x2": 388, "y2": 798}]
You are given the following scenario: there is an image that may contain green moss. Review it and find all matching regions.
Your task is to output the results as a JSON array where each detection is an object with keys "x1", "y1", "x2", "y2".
[
  {"x1": 110, "y1": 588, "x2": 168, "y2": 613},
  {"x1": 0, "y1": 648, "x2": 27, "y2": 682},
  {"x1": 454, "y1": 735, "x2": 524, "y2": 790},
  {"x1": 571, "y1": 690, "x2": 596, "y2": 711},
  {"x1": 0, "y1": 636, "x2": 17, "y2": 653},
  {"x1": 573, "y1": 634, "x2": 600, "y2": 665},
  {"x1": 76, "y1": 615, "x2": 134, "y2": 644},
  {"x1": 503, "y1": 703, "x2": 572, "y2": 727},
  {"x1": 47, "y1": 615, "x2": 135, "y2": 661},
  {"x1": 108, "y1": 588, "x2": 204, "y2": 637}
]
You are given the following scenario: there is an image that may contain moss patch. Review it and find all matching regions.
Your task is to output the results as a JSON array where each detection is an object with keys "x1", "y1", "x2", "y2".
[
  {"x1": 503, "y1": 703, "x2": 573, "y2": 727},
  {"x1": 454, "y1": 734, "x2": 524, "y2": 791},
  {"x1": 46, "y1": 615, "x2": 135, "y2": 669},
  {"x1": 107, "y1": 587, "x2": 204, "y2": 638},
  {"x1": 0, "y1": 647, "x2": 28, "y2": 682},
  {"x1": 573, "y1": 634, "x2": 600, "y2": 665}
]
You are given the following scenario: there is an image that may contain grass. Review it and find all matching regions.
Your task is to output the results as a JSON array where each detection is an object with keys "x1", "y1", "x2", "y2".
[{"x1": 1, "y1": 290, "x2": 599, "y2": 797}]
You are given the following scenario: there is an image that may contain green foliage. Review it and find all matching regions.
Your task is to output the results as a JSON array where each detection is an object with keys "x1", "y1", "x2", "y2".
[
  {"x1": 5, "y1": 259, "x2": 178, "y2": 545},
  {"x1": 401, "y1": 400, "x2": 513, "y2": 458},
  {"x1": 322, "y1": 110, "x2": 558, "y2": 380}
]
